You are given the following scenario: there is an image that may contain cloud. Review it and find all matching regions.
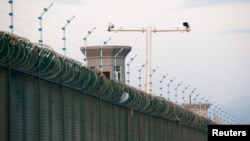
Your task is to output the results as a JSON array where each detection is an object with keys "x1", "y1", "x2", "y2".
[
  {"x1": 51, "y1": 0, "x2": 85, "y2": 5},
  {"x1": 180, "y1": 0, "x2": 250, "y2": 8},
  {"x1": 224, "y1": 96, "x2": 250, "y2": 124},
  {"x1": 220, "y1": 28, "x2": 250, "y2": 34}
]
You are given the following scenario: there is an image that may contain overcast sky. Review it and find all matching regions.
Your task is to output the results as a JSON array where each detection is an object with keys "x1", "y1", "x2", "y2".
[{"x1": 1, "y1": 0, "x2": 250, "y2": 124}]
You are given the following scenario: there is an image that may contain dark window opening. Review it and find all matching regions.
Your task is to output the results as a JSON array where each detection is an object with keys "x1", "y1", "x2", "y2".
[{"x1": 103, "y1": 71, "x2": 110, "y2": 79}]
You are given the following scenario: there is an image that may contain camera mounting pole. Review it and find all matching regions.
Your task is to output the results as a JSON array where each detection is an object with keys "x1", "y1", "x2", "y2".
[{"x1": 107, "y1": 22, "x2": 191, "y2": 95}]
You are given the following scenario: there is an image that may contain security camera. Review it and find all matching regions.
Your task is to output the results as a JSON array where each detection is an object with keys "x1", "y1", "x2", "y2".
[
  {"x1": 183, "y1": 22, "x2": 190, "y2": 31},
  {"x1": 108, "y1": 23, "x2": 115, "y2": 31}
]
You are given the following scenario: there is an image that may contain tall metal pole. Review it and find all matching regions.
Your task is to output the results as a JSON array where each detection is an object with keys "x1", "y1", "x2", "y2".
[
  {"x1": 189, "y1": 88, "x2": 197, "y2": 104},
  {"x1": 62, "y1": 15, "x2": 75, "y2": 56},
  {"x1": 193, "y1": 92, "x2": 201, "y2": 103},
  {"x1": 38, "y1": 3, "x2": 53, "y2": 46},
  {"x1": 159, "y1": 73, "x2": 169, "y2": 96},
  {"x1": 138, "y1": 61, "x2": 147, "y2": 90},
  {"x1": 107, "y1": 22, "x2": 191, "y2": 94},
  {"x1": 126, "y1": 54, "x2": 137, "y2": 85},
  {"x1": 114, "y1": 48, "x2": 124, "y2": 80},
  {"x1": 149, "y1": 66, "x2": 159, "y2": 94},
  {"x1": 83, "y1": 27, "x2": 96, "y2": 65},
  {"x1": 8, "y1": 0, "x2": 14, "y2": 33},
  {"x1": 100, "y1": 37, "x2": 111, "y2": 72},
  {"x1": 194, "y1": 92, "x2": 201, "y2": 112},
  {"x1": 146, "y1": 26, "x2": 152, "y2": 93},
  {"x1": 181, "y1": 84, "x2": 190, "y2": 105},
  {"x1": 174, "y1": 81, "x2": 183, "y2": 104},
  {"x1": 167, "y1": 77, "x2": 176, "y2": 101}
]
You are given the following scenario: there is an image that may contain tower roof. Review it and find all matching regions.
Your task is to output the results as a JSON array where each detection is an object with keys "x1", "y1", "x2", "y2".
[{"x1": 80, "y1": 45, "x2": 132, "y2": 58}]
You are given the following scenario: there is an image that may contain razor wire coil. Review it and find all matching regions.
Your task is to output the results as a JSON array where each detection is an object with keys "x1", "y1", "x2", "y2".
[{"x1": 0, "y1": 31, "x2": 216, "y2": 129}]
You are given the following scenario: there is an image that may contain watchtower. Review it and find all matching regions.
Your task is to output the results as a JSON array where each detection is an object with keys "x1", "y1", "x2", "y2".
[
  {"x1": 183, "y1": 103, "x2": 211, "y2": 118},
  {"x1": 80, "y1": 45, "x2": 131, "y2": 83}
]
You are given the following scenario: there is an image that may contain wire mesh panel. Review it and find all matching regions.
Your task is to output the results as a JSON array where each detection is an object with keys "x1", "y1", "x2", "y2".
[
  {"x1": 10, "y1": 70, "x2": 39, "y2": 141},
  {"x1": 149, "y1": 116, "x2": 161, "y2": 141},
  {"x1": 175, "y1": 123, "x2": 182, "y2": 141},
  {"x1": 127, "y1": 109, "x2": 140, "y2": 141},
  {"x1": 84, "y1": 94, "x2": 100, "y2": 141},
  {"x1": 181, "y1": 125, "x2": 187, "y2": 141},
  {"x1": 167, "y1": 120, "x2": 176, "y2": 141},
  {"x1": 114, "y1": 105, "x2": 127, "y2": 141},
  {"x1": 2, "y1": 70, "x2": 209, "y2": 141},
  {"x1": 40, "y1": 79, "x2": 63, "y2": 141},
  {"x1": 158, "y1": 118, "x2": 168, "y2": 140},
  {"x1": 139, "y1": 112, "x2": 149, "y2": 141},
  {"x1": 0, "y1": 67, "x2": 8, "y2": 141},
  {"x1": 101, "y1": 100, "x2": 114, "y2": 141},
  {"x1": 196, "y1": 129, "x2": 206, "y2": 141},
  {"x1": 64, "y1": 87, "x2": 83, "y2": 141}
]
